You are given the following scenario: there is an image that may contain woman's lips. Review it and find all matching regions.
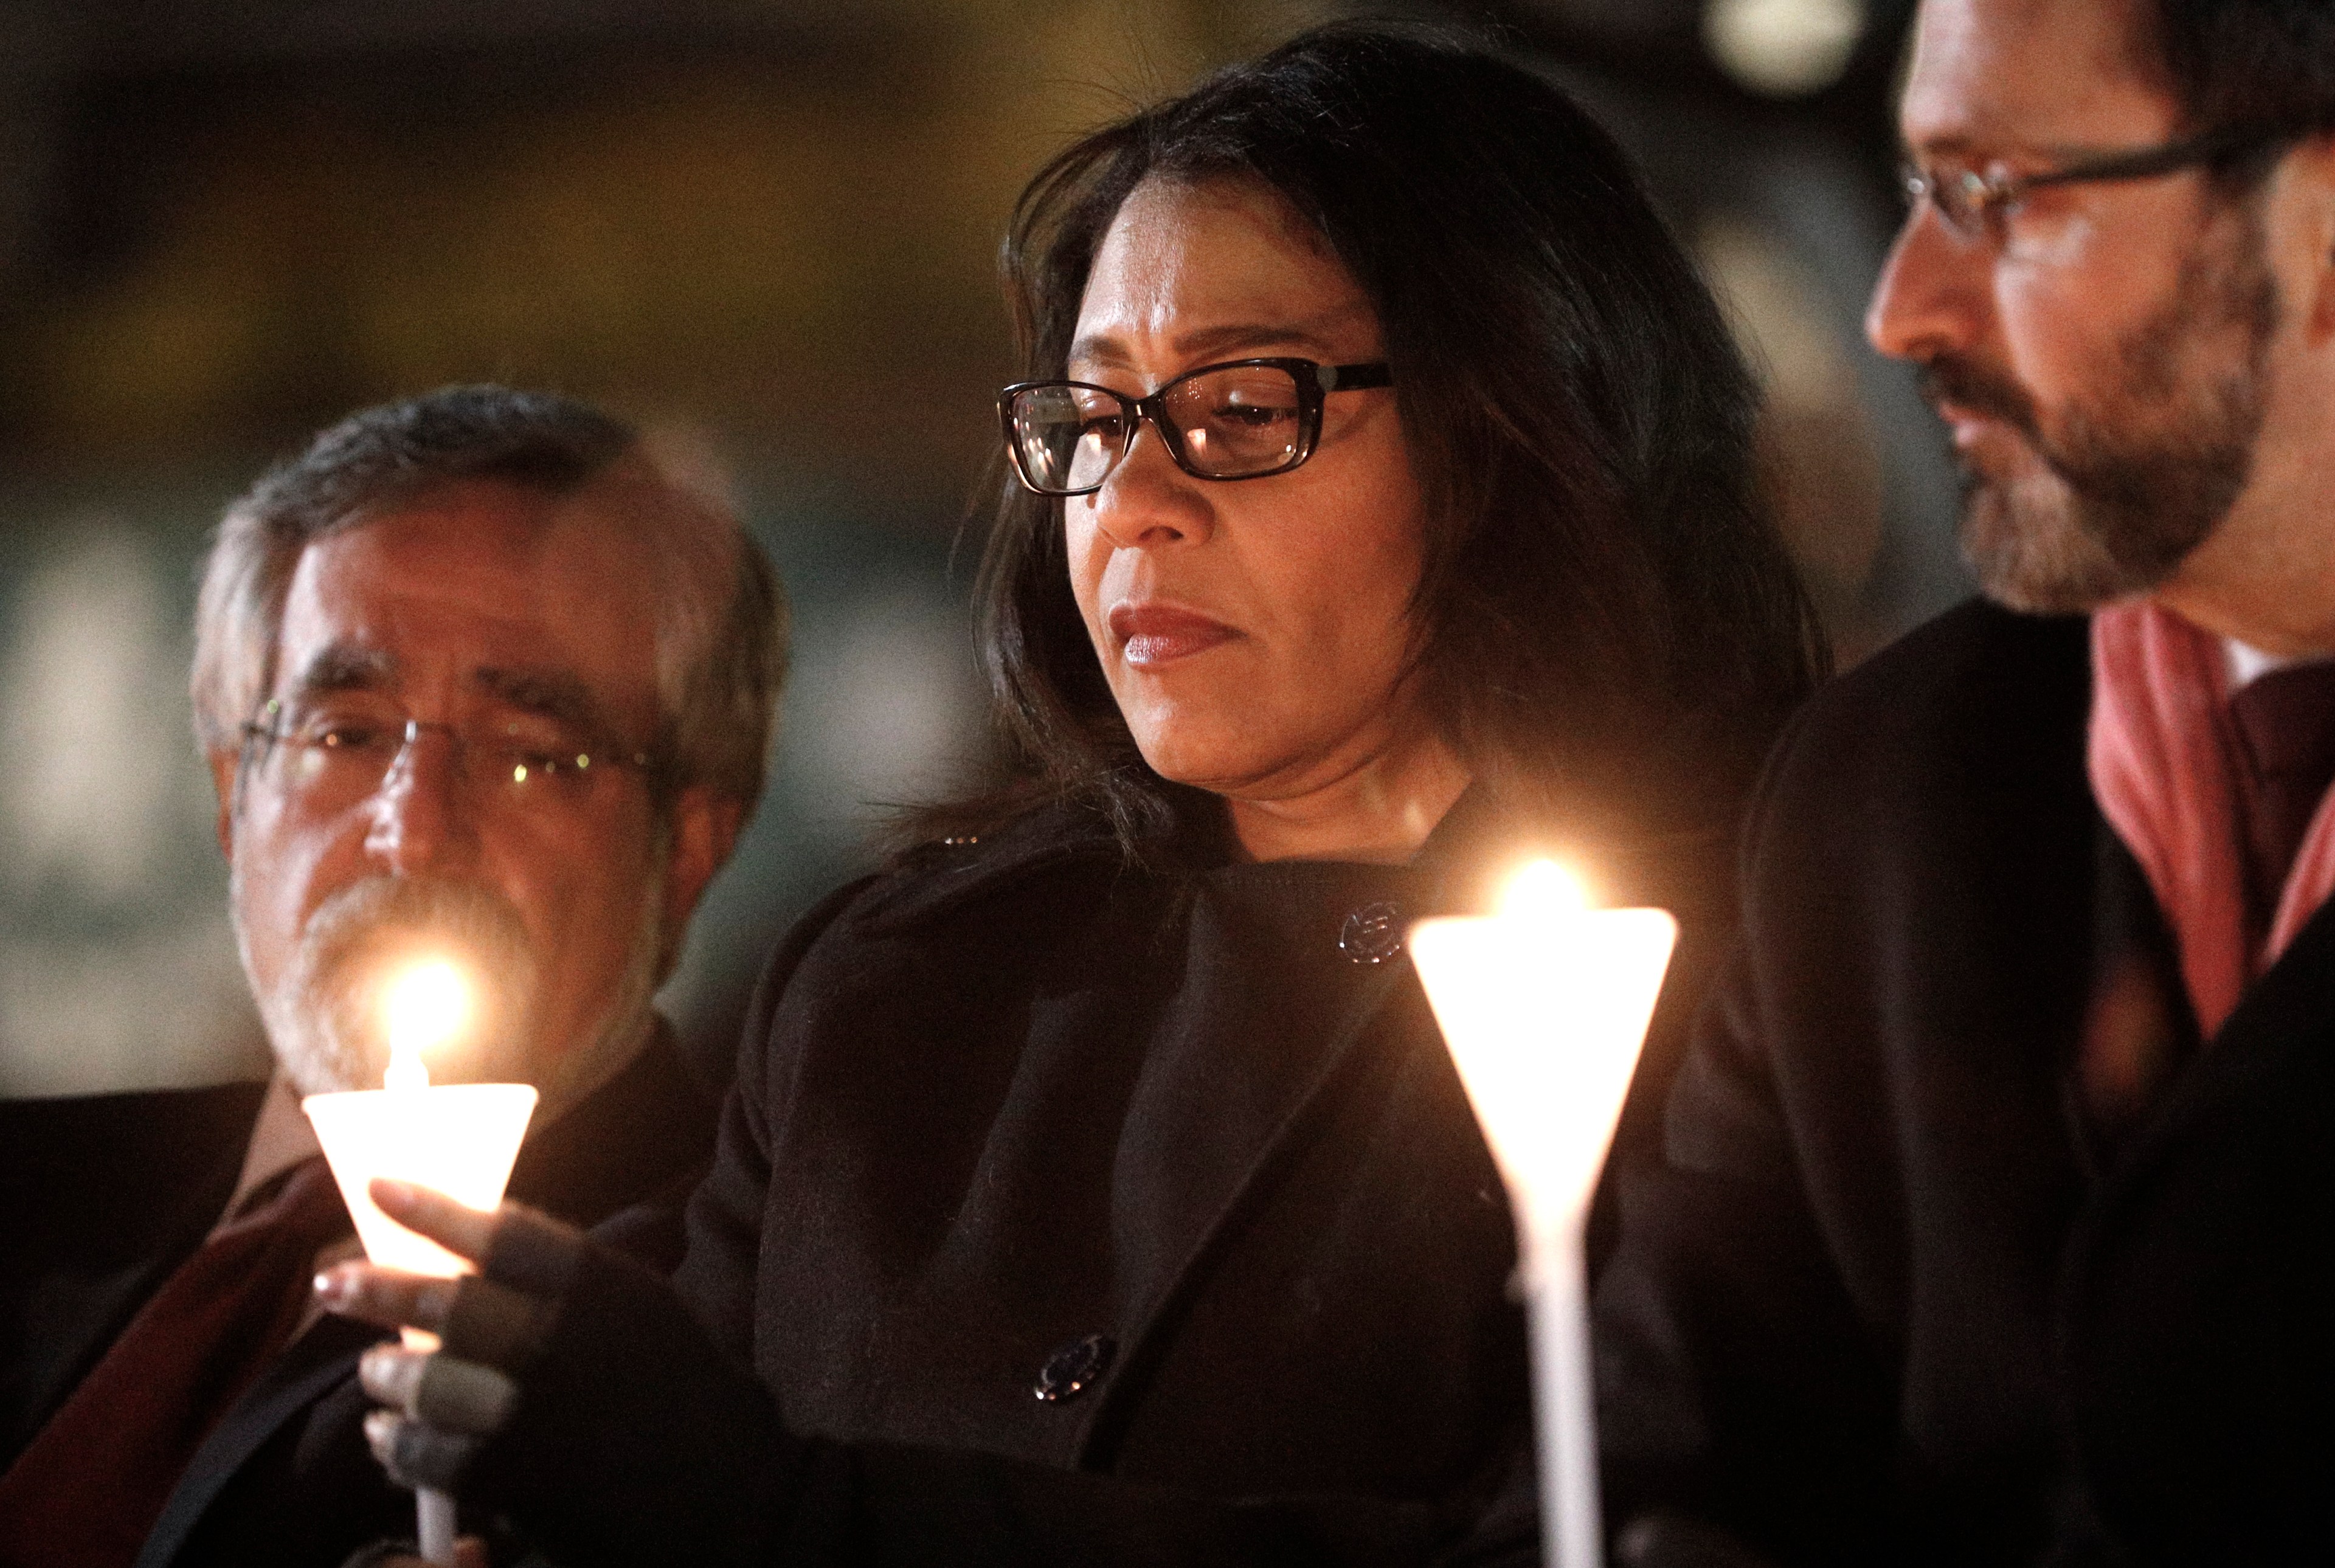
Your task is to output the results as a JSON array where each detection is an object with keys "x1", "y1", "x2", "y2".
[{"x1": 1108, "y1": 603, "x2": 1238, "y2": 667}]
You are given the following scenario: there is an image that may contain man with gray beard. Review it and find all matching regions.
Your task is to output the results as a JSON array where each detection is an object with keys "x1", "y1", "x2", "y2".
[
  {"x1": 0, "y1": 385, "x2": 784, "y2": 1568},
  {"x1": 1595, "y1": 2, "x2": 2335, "y2": 1566}
]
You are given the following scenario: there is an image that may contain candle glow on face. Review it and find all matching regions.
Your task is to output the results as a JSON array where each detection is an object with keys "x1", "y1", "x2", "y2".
[{"x1": 379, "y1": 956, "x2": 473, "y2": 1091}]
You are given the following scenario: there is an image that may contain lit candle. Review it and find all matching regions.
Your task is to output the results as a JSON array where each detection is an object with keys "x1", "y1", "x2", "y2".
[
  {"x1": 381, "y1": 955, "x2": 472, "y2": 1091},
  {"x1": 303, "y1": 952, "x2": 538, "y2": 1566},
  {"x1": 1409, "y1": 860, "x2": 1678, "y2": 1568}
]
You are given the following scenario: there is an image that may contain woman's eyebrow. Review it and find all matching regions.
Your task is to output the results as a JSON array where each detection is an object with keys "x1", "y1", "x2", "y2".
[
  {"x1": 1174, "y1": 322, "x2": 1343, "y2": 359},
  {"x1": 1067, "y1": 318, "x2": 1354, "y2": 371}
]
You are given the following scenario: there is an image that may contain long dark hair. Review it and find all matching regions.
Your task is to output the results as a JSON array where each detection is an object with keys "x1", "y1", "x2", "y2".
[{"x1": 939, "y1": 24, "x2": 1825, "y2": 852}]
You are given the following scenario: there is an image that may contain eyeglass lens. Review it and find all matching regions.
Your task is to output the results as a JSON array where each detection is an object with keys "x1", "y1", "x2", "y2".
[
  {"x1": 1008, "y1": 363, "x2": 1310, "y2": 494},
  {"x1": 1903, "y1": 164, "x2": 1989, "y2": 240},
  {"x1": 252, "y1": 699, "x2": 629, "y2": 810}
]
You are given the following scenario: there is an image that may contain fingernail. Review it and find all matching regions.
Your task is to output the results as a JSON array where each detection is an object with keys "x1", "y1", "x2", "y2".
[{"x1": 314, "y1": 1271, "x2": 349, "y2": 1307}]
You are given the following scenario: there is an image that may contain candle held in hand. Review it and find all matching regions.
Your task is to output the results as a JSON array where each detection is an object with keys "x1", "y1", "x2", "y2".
[
  {"x1": 305, "y1": 950, "x2": 535, "y2": 1282},
  {"x1": 310, "y1": 952, "x2": 533, "y2": 1566}
]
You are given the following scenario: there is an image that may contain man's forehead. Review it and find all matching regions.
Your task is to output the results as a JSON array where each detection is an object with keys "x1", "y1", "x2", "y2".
[
  {"x1": 1901, "y1": 0, "x2": 2178, "y2": 153},
  {"x1": 269, "y1": 481, "x2": 666, "y2": 725}
]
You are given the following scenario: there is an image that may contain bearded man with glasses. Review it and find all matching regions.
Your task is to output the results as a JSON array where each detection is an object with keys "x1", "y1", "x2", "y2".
[
  {"x1": 0, "y1": 385, "x2": 784, "y2": 1568},
  {"x1": 1595, "y1": 3, "x2": 2335, "y2": 1566}
]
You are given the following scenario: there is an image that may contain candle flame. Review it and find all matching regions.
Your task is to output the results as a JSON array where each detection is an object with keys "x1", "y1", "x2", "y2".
[
  {"x1": 1501, "y1": 859, "x2": 1591, "y2": 920},
  {"x1": 380, "y1": 957, "x2": 472, "y2": 1091}
]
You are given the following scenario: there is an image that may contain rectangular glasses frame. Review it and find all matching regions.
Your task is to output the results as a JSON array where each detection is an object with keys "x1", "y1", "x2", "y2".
[{"x1": 998, "y1": 357, "x2": 1393, "y2": 497}]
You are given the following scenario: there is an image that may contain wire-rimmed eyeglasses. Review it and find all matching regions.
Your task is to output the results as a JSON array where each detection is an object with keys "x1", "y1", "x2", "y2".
[
  {"x1": 240, "y1": 697, "x2": 657, "y2": 812},
  {"x1": 1900, "y1": 122, "x2": 2302, "y2": 246},
  {"x1": 999, "y1": 357, "x2": 1394, "y2": 497}
]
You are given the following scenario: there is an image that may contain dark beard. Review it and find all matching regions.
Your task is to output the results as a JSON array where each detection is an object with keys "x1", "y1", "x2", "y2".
[{"x1": 1923, "y1": 215, "x2": 2280, "y2": 614}]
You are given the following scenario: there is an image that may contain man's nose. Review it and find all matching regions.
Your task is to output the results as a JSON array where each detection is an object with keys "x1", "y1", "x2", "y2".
[
  {"x1": 362, "y1": 725, "x2": 474, "y2": 874},
  {"x1": 1866, "y1": 204, "x2": 1987, "y2": 363},
  {"x1": 1088, "y1": 422, "x2": 1213, "y2": 552}
]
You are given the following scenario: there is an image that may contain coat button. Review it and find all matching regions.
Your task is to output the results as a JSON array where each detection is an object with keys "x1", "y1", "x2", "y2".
[
  {"x1": 1339, "y1": 901, "x2": 1405, "y2": 964},
  {"x1": 1033, "y1": 1333, "x2": 1115, "y2": 1403}
]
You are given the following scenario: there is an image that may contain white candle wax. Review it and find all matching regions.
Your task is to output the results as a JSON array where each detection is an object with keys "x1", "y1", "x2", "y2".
[{"x1": 1410, "y1": 862, "x2": 1678, "y2": 1568}]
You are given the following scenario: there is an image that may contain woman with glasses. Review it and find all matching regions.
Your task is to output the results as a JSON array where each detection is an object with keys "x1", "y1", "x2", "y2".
[{"x1": 323, "y1": 25, "x2": 1822, "y2": 1567}]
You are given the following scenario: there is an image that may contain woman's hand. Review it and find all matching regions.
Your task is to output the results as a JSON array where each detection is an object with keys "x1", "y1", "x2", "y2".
[
  {"x1": 319, "y1": 1176, "x2": 787, "y2": 1568},
  {"x1": 316, "y1": 1179, "x2": 576, "y2": 1491}
]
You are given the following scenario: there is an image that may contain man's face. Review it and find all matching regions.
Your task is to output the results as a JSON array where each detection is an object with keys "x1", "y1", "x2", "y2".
[
  {"x1": 215, "y1": 475, "x2": 722, "y2": 1106},
  {"x1": 1867, "y1": 0, "x2": 2285, "y2": 613}
]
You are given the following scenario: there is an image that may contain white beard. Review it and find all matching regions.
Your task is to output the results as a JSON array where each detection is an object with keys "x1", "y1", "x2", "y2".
[
  {"x1": 240, "y1": 873, "x2": 544, "y2": 1098},
  {"x1": 235, "y1": 843, "x2": 673, "y2": 1121}
]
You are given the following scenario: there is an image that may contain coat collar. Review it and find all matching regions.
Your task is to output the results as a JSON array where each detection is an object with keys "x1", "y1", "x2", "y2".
[
  {"x1": 851, "y1": 782, "x2": 1629, "y2": 941},
  {"x1": 849, "y1": 800, "x2": 1126, "y2": 939}
]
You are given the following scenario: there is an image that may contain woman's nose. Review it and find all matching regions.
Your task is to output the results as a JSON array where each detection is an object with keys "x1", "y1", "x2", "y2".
[{"x1": 1087, "y1": 421, "x2": 1214, "y2": 551}]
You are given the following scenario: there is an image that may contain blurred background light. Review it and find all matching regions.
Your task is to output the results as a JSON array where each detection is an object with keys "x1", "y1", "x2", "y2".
[{"x1": 1703, "y1": 0, "x2": 1867, "y2": 96}]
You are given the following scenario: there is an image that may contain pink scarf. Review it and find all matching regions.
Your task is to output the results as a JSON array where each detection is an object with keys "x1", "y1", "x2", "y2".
[{"x1": 2088, "y1": 601, "x2": 2335, "y2": 1037}]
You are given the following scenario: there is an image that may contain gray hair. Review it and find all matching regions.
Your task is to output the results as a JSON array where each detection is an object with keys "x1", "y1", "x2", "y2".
[{"x1": 191, "y1": 384, "x2": 786, "y2": 810}]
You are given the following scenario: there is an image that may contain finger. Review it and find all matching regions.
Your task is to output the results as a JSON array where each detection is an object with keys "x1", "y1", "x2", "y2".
[
  {"x1": 363, "y1": 1407, "x2": 404, "y2": 1473},
  {"x1": 409, "y1": 1355, "x2": 519, "y2": 1434},
  {"x1": 358, "y1": 1344, "x2": 513, "y2": 1432},
  {"x1": 316, "y1": 1263, "x2": 462, "y2": 1334},
  {"x1": 370, "y1": 1178, "x2": 500, "y2": 1262},
  {"x1": 455, "y1": 1540, "x2": 489, "y2": 1568},
  {"x1": 441, "y1": 1274, "x2": 561, "y2": 1370},
  {"x1": 363, "y1": 1409, "x2": 483, "y2": 1492},
  {"x1": 359, "y1": 1344, "x2": 432, "y2": 1409},
  {"x1": 477, "y1": 1204, "x2": 584, "y2": 1295}
]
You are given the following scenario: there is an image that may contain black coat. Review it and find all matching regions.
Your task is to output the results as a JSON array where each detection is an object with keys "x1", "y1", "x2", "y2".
[
  {"x1": 1594, "y1": 601, "x2": 2335, "y2": 1567},
  {"x1": 0, "y1": 1026, "x2": 716, "y2": 1568},
  {"x1": 471, "y1": 792, "x2": 1739, "y2": 1567}
]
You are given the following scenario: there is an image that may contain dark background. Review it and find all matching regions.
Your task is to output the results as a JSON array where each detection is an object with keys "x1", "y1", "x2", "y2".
[{"x1": 0, "y1": 0, "x2": 1967, "y2": 1096}]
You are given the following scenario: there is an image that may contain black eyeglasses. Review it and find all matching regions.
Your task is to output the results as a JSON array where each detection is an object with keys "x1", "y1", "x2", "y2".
[
  {"x1": 1901, "y1": 123, "x2": 2302, "y2": 247},
  {"x1": 999, "y1": 357, "x2": 1394, "y2": 497}
]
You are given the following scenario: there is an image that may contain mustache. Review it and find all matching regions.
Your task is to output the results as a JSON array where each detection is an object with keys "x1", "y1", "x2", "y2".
[{"x1": 1918, "y1": 356, "x2": 2042, "y2": 441}]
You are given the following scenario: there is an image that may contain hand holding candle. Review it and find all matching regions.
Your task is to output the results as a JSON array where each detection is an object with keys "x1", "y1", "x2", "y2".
[
  {"x1": 1410, "y1": 860, "x2": 1678, "y2": 1568},
  {"x1": 303, "y1": 952, "x2": 538, "y2": 1566}
]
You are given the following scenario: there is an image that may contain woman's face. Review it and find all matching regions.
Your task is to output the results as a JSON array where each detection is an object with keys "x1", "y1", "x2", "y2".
[{"x1": 1065, "y1": 177, "x2": 1430, "y2": 806}]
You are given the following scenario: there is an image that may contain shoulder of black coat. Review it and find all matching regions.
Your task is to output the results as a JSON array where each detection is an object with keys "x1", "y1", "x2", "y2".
[
  {"x1": 1769, "y1": 596, "x2": 2090, "y2": 788},
  {"x1": 845, "y1": 797, "x2": 1127, "y2": 937}
]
